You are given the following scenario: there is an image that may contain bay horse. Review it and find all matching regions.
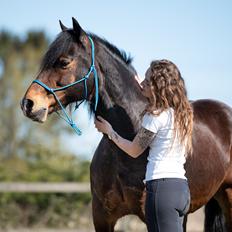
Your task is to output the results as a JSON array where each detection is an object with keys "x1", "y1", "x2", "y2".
[{"x1": 21, "y1": 18, "x2": 232, "y2": 231}]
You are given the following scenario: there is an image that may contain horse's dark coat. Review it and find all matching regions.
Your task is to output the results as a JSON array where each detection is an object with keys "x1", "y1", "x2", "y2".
[{"x1": 22, "y1": 19, "x2": 232, "y2": 231}]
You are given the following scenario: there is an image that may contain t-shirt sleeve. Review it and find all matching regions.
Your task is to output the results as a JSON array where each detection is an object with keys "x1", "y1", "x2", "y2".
[{"x1": 141, "y1": 113, "x2": 162, "y2": 133}]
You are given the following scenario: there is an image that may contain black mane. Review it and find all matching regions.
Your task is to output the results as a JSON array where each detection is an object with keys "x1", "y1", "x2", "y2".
[
  {"x1": 88, "y1": 33, "x2": 133, "y2": 65},
  {"x1": 40, "y1": 30, "x2": 133, "y2": 70}
]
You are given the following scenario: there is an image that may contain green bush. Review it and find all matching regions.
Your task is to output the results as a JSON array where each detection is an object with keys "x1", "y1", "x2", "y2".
[{"x1": 0, "y1": 148, "x2": 92, "y2": 228}]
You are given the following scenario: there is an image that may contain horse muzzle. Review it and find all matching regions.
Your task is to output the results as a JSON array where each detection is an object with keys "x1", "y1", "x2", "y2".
[{"x1": 20, "y1": 98, "x2": 48, "y2": 123}]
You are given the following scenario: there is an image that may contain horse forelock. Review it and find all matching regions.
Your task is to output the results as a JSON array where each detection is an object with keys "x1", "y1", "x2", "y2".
[{"x1": 40, "y1": 31, "x2": 75, "y2": 70}]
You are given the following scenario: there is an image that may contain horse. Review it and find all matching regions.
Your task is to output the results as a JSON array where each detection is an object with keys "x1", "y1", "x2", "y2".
[{"x1": 21, "y1": 18, "x2": 232, "y2": 231}]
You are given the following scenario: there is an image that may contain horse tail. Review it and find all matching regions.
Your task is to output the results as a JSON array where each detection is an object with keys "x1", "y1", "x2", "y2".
[{"x1": 204, "y1": 198, "x2": 227, "y2": 232}]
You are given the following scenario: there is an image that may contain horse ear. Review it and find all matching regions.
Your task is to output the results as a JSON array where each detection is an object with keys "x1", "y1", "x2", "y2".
[
  {"x1": 59, "y1": 20, "x2": 68, "y2": 31},
  {"x1": 72, "y1": 17, "x2": 83, "y2": 39}
]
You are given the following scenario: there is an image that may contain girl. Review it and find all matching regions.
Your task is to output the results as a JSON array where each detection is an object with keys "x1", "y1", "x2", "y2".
[{"x1": 94, "y1": 59, "x2": 193, "y2": 232}]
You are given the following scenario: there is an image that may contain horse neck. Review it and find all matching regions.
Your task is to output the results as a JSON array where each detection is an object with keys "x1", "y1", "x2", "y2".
[{"x1": 94, "y1": 40, "x2": 147, "y2": 137}]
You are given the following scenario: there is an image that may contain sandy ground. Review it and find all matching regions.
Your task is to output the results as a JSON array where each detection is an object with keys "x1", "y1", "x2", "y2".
[{"x1": 186, "y1": 207, "x2": 204, "y2": 232}]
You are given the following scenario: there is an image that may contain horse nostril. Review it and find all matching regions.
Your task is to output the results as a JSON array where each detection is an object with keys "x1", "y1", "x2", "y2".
[{"x1": 23, "y1": 98, "x2": 34, "y2": 112}]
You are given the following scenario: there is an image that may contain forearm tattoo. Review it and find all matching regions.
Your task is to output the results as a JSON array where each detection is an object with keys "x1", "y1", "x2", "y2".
[
  {"x1": 134, "y1": 127, "x2": 155, "y2": 150},
  {"x1": 109, "y1": 130, "x2": 119, "y2": 142}
]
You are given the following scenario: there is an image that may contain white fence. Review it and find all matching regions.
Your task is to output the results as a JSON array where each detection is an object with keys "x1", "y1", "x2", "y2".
[{"x1": 0, "y1": 182, "x2": 90, "y2": 193}]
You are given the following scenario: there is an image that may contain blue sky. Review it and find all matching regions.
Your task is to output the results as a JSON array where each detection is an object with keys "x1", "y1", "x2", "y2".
[{"x1": 1, "y1": 0, "x2": 231, "y2": 158}]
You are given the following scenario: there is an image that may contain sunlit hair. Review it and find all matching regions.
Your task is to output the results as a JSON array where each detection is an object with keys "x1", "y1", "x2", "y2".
[{"x1": 146, "y1": 59, "x2": 193, "y2": 155}]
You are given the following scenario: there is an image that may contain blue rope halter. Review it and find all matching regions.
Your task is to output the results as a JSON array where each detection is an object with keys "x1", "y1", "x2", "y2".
[{"x1": 32, "y1": 36, "x2": 99, "y2": 135}]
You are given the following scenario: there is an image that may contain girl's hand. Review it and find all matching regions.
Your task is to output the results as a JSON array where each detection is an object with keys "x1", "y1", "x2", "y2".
[{"x1": 94, "y1": 116, "x2": 113, "y2": 135}]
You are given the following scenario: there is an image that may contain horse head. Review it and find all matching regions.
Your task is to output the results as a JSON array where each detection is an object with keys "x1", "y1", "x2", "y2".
[{"x1": 21, "y1": 18, "x2": 97, "y2": 123}]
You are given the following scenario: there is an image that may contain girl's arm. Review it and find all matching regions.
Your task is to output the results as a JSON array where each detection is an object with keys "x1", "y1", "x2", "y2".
[{"x1": 94, "y1": 116, "x2": 155, "y2": 158}]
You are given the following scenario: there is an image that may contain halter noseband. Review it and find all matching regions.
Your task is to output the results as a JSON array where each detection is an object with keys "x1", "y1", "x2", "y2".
[{"x1": 32, "y1": 36, "x2": 99, "y2": 135}]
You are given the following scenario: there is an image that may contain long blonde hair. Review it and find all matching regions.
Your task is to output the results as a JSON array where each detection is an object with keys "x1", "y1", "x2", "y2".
[{"x1": 146, "y1": 59, "x2": 193, "y2": 155}]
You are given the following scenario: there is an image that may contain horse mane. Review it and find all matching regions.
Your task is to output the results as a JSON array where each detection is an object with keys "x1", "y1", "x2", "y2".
[
  {"x1": 88, "y1": 33, "x2": 133, "y2": 65},
  {"x1": 40, "y1": 30, "x2": 133, "y2": 70}
]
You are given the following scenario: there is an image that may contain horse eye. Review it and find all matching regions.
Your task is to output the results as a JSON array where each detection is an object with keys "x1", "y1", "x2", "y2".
[{"x1": 58, "y1": 58, "x2": 71, "y2": 69}]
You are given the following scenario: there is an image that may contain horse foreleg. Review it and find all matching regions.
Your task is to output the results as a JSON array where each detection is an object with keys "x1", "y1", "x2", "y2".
[{"x1": 92, "y1": 193, "x2": 117, "y2": 232}]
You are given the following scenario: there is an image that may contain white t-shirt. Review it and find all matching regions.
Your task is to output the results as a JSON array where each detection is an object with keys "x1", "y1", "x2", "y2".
[{"x1": 141, "y1": 108, "x2": 187, "y2": 181}]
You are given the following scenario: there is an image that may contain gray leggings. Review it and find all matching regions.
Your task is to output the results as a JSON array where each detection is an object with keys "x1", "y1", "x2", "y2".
[{"x1": 145, "y1": 178, "x2": 190, "y2": 232}]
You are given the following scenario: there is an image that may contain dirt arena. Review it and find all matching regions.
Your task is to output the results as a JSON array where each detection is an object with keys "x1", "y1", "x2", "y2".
[{"x1": 186, "y1": 207, "x2": 204, "y2": 232}]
